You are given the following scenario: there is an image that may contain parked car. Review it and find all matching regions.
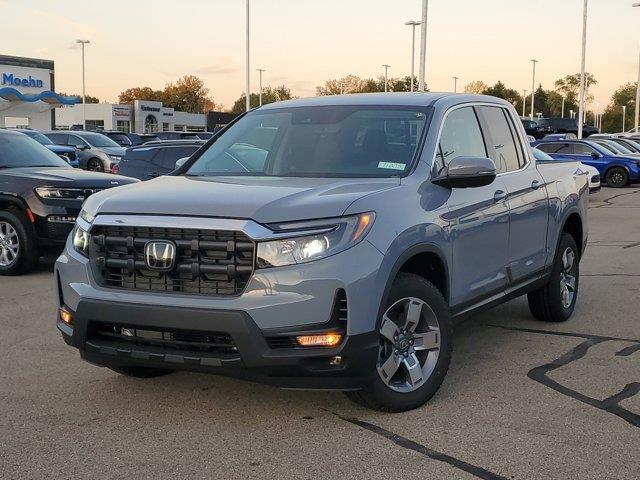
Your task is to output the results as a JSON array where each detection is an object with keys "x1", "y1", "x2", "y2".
[
  {"x1": 113, "y1": 141, "x2": 205, "y2": 180},
  {"x1": 56, "y1": 93, "x2": 588, "y2": 412},
  {"x1": 0, "y1": 129, "x2": 138, "y2": 275},
  {"x1": 531, "y1": 147, "x2": 600, "y2": 193},
  {"x1": 100, "y1": 131, "x2": 160, "y2": 147},
  {"x1": 9, "y1": 129, "x2": 79, "y2": 168},
  {"x1": 196, "y1": 132, "x2": 214, "y2": 140},
  {"x1": 44, "y1": 131, "x2": 127, "y2": 172},
  {"x1": 542, "y1": 133, "x2": 577, "y2": 141},
  {"x1": 520, "y1": 118, "x2": 548, "y2": 139},
  {"x1": 533, "y1": 139, "x2": 640, "y2": 187},
  {"x1": 536, "y1": 117, "x2": 598, "y2": 137},
  {"x1": 153, "y1": 131, "x2": 201, "y2": 141},
  {"x1": 605, "y1": 137, "x2": 640, "y2": 154},
  {"x1": 589, "y1": 139, "x2": 640, "y2": 158}
]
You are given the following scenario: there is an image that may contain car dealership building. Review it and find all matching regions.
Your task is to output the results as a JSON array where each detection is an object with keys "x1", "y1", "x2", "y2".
[{"x1": 0, "y1": 54, "x2": 78, "y2": 129}]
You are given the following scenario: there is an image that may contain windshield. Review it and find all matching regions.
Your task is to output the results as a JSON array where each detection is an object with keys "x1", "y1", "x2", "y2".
[
  {"x1": 609, "y1": 141, "x2": 635, "y2": 154},
  {"x1": 22, "y1": 131, "x2": 53, "y2": 145},
  {"x1": 79, "y1": 132, "x2": 120, "y2": 148},
  {"x1": 186, "y1": 105, "x2": 430, "y2": 178},
  {"x1": 0, "y1": 133, "x2": 70, "y2": 168},
  {"x1": 593, "y1": 142, "x2": 617, "y2": 154}
]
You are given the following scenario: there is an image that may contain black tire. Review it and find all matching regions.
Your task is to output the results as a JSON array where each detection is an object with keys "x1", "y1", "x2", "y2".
[
  {"x1": 0, "y1": 208, "x2": 39, "y2": 276},
  {"x1": 86, "y1": 157, "x2": 104, "y2": 172},
  {"x1": 605, "y1": 167, "x2": 629, "y2": 188},
  {"x1": 109, "y1": 366, "x2": 174, "y2": 378},
  {"x1": 527, "y1": 233, "x2": 579, "y2": 323},
  {"x1": 345, "y1": 273, "x2": 452, "y2": 412}
]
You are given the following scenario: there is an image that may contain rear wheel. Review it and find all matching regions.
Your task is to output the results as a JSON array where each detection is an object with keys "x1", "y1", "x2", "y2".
[
  {"x1": 86, "y1": 157, "x2": 104, "y2": 172},
  {"x1": 605, "y1": 167, "x2": 629, "y2": 188},
  {"x1": 528, "y1": 233, "x2": 579, "y2": 322},
  {"x1": 0, "y1": 209, "x2": 39, "y2": 276},
  {"x1": 345, "y1": 273, "x2": 452, "y2": 412},
  {"x1": 109, "y1": 366, "x2": 174, "y2": 378}
]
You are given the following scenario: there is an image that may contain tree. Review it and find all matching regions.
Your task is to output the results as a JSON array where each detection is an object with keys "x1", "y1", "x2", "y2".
[
  {"x1": 162, "y1": 75, "x2": 214, "y2": 114},
  {"x1": 601, "y1": 82, "x2": 638, "y2": 133},
  {"x1": 231, "y1": 85, "x2": 295, "y2": 113},
  {"x1": 482, "y1": 81, "x2": 521, "y2": 108},
  {"x1": 316, "y1": 75, "x2": 417, "y2": 96},
  {"x1": 464, "y1": 80, "x2": 488, "y2": 95},
  {"x1": 554, "y1": 73, "x2": 597, "y2": 104},
  {"x1": 118, "y1": 86, "x2": 163, "y2": 104},
  {"x1": 60, "y1": 93, "x2": 99, "y2": 103}
]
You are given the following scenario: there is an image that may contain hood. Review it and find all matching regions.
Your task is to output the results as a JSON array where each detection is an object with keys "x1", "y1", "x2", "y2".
[
  {"x1": 45, "y1": 144, "x2": 75, "y2": 153},
  {"x1": 0, "y1": 167, "x2": 139, "y2": 187},
  {"x1": 97, "y1": 146, "x2": 127, "y2": 156},
  {"x1": 84, "y1": 175, "x2": 400, "y2": 224}
]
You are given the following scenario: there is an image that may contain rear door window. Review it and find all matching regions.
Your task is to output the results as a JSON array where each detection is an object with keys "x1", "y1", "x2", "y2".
[
  {"x1": 478, "y1": 106, "x2": 522, "y2": 173},
  {"x1": 156, "y1": 146, "x2": 200, "y2": 169},
  {"x1": 435, "y1": 106, "x2": 487, "y2": 173},
  {"x1": 573, "y1": 143, "x2": 596, "y2": 155},
  {"x1": 46, "y1": 133, "x2": 68, "y2": 145}
]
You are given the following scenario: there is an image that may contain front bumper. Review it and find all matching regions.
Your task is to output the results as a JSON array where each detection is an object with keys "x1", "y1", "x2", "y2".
[{"x1": 57, "y1": 299, "x2": 378, "y2": 390}]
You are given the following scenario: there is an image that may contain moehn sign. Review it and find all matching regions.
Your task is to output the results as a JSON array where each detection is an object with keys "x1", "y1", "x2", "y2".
[{"x1": 1, "y1": 72, "x2": 44, "y2": 88}]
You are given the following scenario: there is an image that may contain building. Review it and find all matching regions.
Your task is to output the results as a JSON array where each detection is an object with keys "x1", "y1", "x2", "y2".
[
  {"x1": 55, "y1": 100, "x2": 209, "y2": 133},
  {"x1": 0, "y1": 54, "x2": 78, "y2": 129}
]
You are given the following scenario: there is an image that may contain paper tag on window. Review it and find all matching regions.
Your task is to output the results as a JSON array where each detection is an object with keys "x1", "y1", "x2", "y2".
[{"x1": 378, "y1": 161, "x2": 405, "y2": 170}]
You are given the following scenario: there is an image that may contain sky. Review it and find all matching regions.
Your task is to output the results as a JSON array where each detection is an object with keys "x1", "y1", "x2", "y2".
[{"x1": 1, "y1": 0, "x2": 639, "y2": 111}]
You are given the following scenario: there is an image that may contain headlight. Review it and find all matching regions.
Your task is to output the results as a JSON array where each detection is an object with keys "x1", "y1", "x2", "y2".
[
  {"x1": 108, "y1": 155, "x2": 122, "y2": 161},
  {"x1": 35, "y1": 187, "x2": 86, "y2": 200},
  {"x1": 72, "y1": 224, "x2": 90, "y2": 256},
  {"x1": 256, "y1": 212, "x2": 375, "y2": 268},
  {"x1": 79, "y1": 209, "x2": 95, "y2": 223}
]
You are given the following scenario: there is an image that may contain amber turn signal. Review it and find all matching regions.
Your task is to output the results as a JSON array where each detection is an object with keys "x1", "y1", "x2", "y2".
[
  {"x1": 59, "y1": 306, "x2": 74, "y2": 325},
  {"x1": 295, "y1": 332, "x2": 342, "y2": 347}
]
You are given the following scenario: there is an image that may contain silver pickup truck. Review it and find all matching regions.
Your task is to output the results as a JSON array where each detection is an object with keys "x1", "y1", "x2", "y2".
[{"x1": 55, "y1": 93, "x2": 589, "y2": 412}]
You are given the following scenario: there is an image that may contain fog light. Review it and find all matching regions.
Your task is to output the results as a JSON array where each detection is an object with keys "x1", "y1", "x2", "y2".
[
  {"x1": 295, "y1": 333, "x2": 342, "y2": 347},
  {"x1": 59, "y1": 306, "x2": 74, "y2": 325}
]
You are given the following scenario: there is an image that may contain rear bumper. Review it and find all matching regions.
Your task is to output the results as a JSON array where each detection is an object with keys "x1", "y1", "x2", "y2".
[{"x1": 58, "y1": 299, "x2": 378, "y2": 390}]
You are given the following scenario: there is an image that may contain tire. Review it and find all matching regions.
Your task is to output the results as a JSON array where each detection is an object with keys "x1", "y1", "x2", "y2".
[
  {"x1": 345, "y1": 273, "x2": 452, "y2": 412},
  {"x1": 86, "y1": 157, "x2": 104, "y2": 172},
  {"x1": 527, "y1": 233, "x2": 579, "y2": 323},
  {"x1": 109, "y1": 366, "x2": 174, "y2": 378},
  {"x1": 605, "y1": 167, "x2": 629, "y2": 188},
  {"x1": 0, "y1": 208, "x2": 39, "y2": 276}
]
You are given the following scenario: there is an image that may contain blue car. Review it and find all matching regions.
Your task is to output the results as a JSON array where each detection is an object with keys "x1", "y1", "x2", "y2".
[
  {"x1": 532, "y1": 139, "x2": 640, "y2": 188},
  {"x1": 11, "y1": 129, "x2": 79, "y2": 168}
]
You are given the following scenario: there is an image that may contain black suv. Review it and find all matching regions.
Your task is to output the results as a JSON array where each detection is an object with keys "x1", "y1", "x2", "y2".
[
  {"x1": 154, "y1": 131, "x2": 202, "y2": 141},
  {"x1": 101, "y1": 131, "x2": 160, "y2": 147},
  {"x1": 0, "y1": 129, "x2": 138, "y2": 275},
  {"x1": 520, "y1": 118, "x2": 548, "y2": 139},
  {"x1": 536, "y1": 117, "x2": 599, "y2": 137},
  {"x1": 113, "y1": 140, "x2": 205, "y2": 180}
]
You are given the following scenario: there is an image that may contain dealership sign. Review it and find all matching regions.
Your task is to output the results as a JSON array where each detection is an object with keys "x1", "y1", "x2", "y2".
[{"x1": 2, "y1": 72, "x2": 44, "y2": 88}]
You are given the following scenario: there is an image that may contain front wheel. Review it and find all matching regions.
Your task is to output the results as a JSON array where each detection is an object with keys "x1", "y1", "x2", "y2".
[
  {"x1": 527, "y1": 233, "x2": 579, "y2": 322},
  {"x1": 0, "y1": 209, "x2": 39, "y2": 276},
  {"x1": 345, "y1": 273, "x2": 452, "y2": 412},
  {"x1": 86, "y1": 157, "x2": 104, "y2": 172},
  {"x1": 605, "y1": 167, "x2": 629, "y2": 188}
]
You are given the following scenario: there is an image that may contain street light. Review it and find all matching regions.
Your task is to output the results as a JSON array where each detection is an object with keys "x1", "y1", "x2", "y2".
[
  {"x1": 633, "y1": 2, "x2": 640, "y2": 133},
  {"x1": 76, "y1": 40, "x2": 90, "y2": 130},
  {"x1": 530, "y1": 59, "x2": 538, "y2": 120},
  {"x1": 382, "y1": 64, "x2": 391, "y2": 92},
  {"x1": 256, "y1": 68, "x2": 265, "y2": 106},
  {"x1": 522, "y1": 89, "x2": 528, "y2": 118},
  {"x1": 418, "y1": 0, "x2": 429, "y2": 91},
  {"x1": 561, "y1": 94, "x2": 565, "y2": 118},
  {"x1": 578, "y1": 0, "x2": 589, "y2": 138},
  {"x1": 595, "y1": 102, "x2": 600, "y2": 128},
  {"x1": 452, "y1": 76, "x2": 459, "y2": 93},
  {"x1": 245, "y1": 0, "x2": 251, "y2": 112},
  {"x1": 405, "y1": 20, "x2": 421, "y2": 92},
  {"x1": 622, "y1": 105, "x2": 627, "y2": 132}
]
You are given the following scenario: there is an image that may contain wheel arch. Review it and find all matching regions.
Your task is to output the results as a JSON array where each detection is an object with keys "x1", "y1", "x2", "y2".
[
  {"x1": 560, "y1": 211, "x2": 584, "y2": 258},
  {"x1": 0, "y1": 193, "x2": 29, "y2": 214}
]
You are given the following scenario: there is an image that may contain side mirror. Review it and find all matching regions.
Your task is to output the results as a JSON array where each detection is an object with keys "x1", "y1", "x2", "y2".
[
  {"x1": 175, "y1": 157, "x2": 190, "y2": 169},
  {"x1": 432, "y1": 156, "x2": 497, "y2": 189},
  {"x1": 75, "y1": 144, "x2": 88, "y2": 151},
  {"x1": 591, "y1": 152, "x2": 601, "y2": 159}
]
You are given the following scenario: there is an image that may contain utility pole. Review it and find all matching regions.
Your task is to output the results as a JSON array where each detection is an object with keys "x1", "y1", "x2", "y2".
[
  {"x1": 633, "y1": 2, "x2": 640, "y2": 132},
  {"x1": 383, "y1": 64, "x2": 391, "y2": 92},
  {"x1": 418, "y1": 0, "x2": 429, "y2": 91},
  {"x1": 76, "y1": 40, "x2": 90, "y2": 130},
  {"x1": 405, "y1": 21, "x2": 421, "y2": 92},
  {"x1": 578, "y1": 0, "x2": 589, "y2": 138},
  {"x1": 245, "y1": 0, "x2": 251, "y2": 112},
  {"x1": 453, "y1": 76, "x2": 459, "y2": 93},
  {"x1": 257, "y1": 68, "x2": 265, "y2": 106},
  {"x1": 522, "y1": 89, "x2": 527, "y2": 118},
  {"x1": 530, "y1": 59, "x2": 538, "y2": 121}
]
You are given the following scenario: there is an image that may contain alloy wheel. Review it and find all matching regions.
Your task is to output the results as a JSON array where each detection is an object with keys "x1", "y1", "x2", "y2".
[
  {"x1": 559, "y1": 247, "x2": 576, "y2": 309},
  {"x1": 377, "y1": 297, "x2": 441, "y2": 393},
  {"x1": 0, "y1": 221, "x2": 20, "y2": 267}
]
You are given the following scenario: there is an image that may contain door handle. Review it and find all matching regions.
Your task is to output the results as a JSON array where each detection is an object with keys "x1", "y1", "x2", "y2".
[
  {"x1": 148, "y1": 172, "x2": 160, "y2": 178},
  {"x1": 493, "y1": 190, "x2": 507, "y2": 202},
  {"x1": 531, "y1": 180, "x2": 541, "y2": 190}
]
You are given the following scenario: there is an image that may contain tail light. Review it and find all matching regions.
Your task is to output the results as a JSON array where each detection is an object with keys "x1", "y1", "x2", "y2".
[{"x1": 110, "y1": 163, "x2": 119, "y2": 175}]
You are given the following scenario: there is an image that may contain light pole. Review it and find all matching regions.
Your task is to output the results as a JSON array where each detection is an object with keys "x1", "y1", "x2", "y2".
[
  {"x1": 595, "y1": 102, "x2": 600, "y2": 128},
  {"x1": 622, "y1": 105, "x2": 627, "y2": 132},
  {"x1": 245, "y1": 0, "x2": 251, "y2": 112},
  {"x1": 256, "y1": 68, "x2": 265, "y2": 106},
  {"x1": 405, "y1": 20, "x2": 421, "y2": 92},
  {"x1": 530, "y1": 59, "x2": 538, "y2": 120},
  {"x1": 578, "y1": 0, "x2": 589, "y2": 138},
  {"x1": 382, "y1": 64, "x2": 391, "y2": 92},
  {"x1": 633, "y1": 2, "x2": 640, "y2": 133},
  {"x1": 522, "y1": 89, "x2": 527, "y2": 118},
  {"x1": 453, "y1": 76, "x2": 459, "y2": 93},
  {"x1": 570, "y1": 109, "x2": 574, "y2": 119},
  {"x1": 418, "y1": 0, "x2": 429, "y2": 91},
  {"x1": 561, "y1": 94, "x2": 565, "y2": 118},
  {"x1": 76, "y1": 40, "x2": 90, "y2": 130}
]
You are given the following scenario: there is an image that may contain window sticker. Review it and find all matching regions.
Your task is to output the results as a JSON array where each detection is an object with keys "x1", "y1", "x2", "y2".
[{"x1": 378, "y1": 161, "x2": 405, "y2": 170}]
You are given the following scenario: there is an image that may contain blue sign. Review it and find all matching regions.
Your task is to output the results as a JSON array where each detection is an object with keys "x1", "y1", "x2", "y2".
[{"x1": 2, "y1": 73, "x2": 44, "y2": 88}]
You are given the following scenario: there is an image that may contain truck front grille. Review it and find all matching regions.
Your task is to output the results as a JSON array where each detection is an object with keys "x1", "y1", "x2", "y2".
[{"x1": 91, "y1": 225, "x2": 255, "y2": 296}]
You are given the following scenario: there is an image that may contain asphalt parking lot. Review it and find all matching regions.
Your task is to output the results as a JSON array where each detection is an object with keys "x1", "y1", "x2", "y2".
[{"x1": 1, "y1": 187, "x2": 639, "y2": 480}]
